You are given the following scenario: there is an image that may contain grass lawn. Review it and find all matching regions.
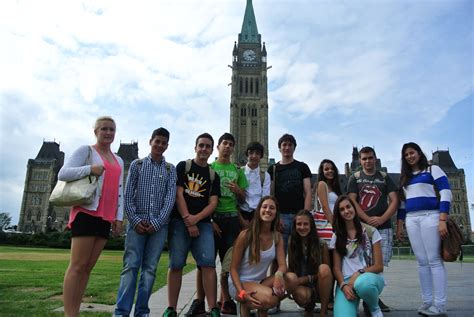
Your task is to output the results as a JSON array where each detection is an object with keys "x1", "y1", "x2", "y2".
[{"x1": 0, "y1": 246, "x2": 195, "y2": 317}]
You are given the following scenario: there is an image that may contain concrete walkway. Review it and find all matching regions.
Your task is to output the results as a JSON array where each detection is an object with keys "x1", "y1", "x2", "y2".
[{"x1": 67, "y1": 259, "x2": 474, "y2": 316}]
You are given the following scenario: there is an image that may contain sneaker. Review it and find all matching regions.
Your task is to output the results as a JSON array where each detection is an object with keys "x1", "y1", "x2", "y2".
[
  {"x1": 221, "y1": 300, "x2": 237, "y2": 315},
  {"x1": 185, "y1": 299, "x2": 206, "y2": 316},
  {"x1": 163, "y1": 307, "x2": 178, "y2": 317},
  {"x1": 371, "y1": 308, "x2": 384, "y2": 317},
  {"x1": 363, "y1": 301, "x2": 371, "y2": 316},
  {"x1": 209, "y1": 307, "x2": 221, "y2": 317},
  {"x1": 421, "y1": 305, "x2": 447, "y2": 316},
  {"x1": 418, "y1": 303, "x2": 432, "y2": 314},
  {"x1": 378, "y1": 298, "x2": 391, "y2": 312}
]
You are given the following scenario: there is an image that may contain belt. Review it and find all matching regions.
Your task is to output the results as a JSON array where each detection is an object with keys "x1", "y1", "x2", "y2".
[{"x1": 213, "y1": 212, "x2": 238, "y2": 219}]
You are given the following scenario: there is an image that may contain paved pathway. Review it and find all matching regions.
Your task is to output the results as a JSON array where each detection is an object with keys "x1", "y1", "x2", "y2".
[{"x1": 63, "y1": 259, "x2": 474, "y2": 316}]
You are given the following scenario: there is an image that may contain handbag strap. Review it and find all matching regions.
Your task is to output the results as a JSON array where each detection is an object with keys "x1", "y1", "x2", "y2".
[
  {"x1": 315, "y1": 181, "x2": 329, "y2": 211},
  {"x1": 87, "y1": 146, "x2": 93, "y2": 165}
]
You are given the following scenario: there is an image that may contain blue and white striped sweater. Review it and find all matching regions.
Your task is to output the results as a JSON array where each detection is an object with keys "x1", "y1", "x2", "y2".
[{"x1": 398, "y1": 165, "x2": 452, "y2": 220}]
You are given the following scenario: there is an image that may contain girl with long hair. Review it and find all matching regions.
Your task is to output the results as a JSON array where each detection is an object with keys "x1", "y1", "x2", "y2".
[
  {"x1": 314, "y1": 159, "x2": 342, "y2": 243},
  {"x1": 60, "y1": 116, "x2": 124, "y2": 317},
  {"x1": 285, "y1": 210, "x2": 333, "y2": 317},
  {"x1": 397, "y1": 142, "x2": 451, "y2": 316},
  {"x1": 330, "y1": 195, "x2": 384, "y2": 317},
  {"x1": 229, "y1": 196, "x2": 287, "y2": 317}
]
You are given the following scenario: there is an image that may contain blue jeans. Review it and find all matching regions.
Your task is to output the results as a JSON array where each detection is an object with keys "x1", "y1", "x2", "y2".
[
  {"x1": 280, "y1": 213, "x2": 295, "y2": 254},
  {"x1": 334, "y1": 273, "x2": 384, "y2": 317},
  {"x1": 114, "y1": 224, "x2": 168, "y2": 317},
  {"x1": 168, "y1": 218, "x2": 215, "y2": 269}
]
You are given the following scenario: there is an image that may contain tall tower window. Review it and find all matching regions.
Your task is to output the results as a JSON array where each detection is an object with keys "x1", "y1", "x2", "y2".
[
  {"x1": 241, "y1": 108, "x2": 247, "y2": 116},
  {"x1": 256, "y1": 79, "x2": 259, "y2": 94},
  {"x1": 245, "y1": 78, "x2": 248, "y2": 93},
  {"x1": 250, "y1": 78, "x2": 253, "y2": 94},
  {"x1": 27, "y1": 210, "x2": 32, "y2": 221},
  {"x1": 36, "y1": 210, "x2": 41, "y2": 221},
  {"x1": 239, "y1": 78, "x2": 243, "y2": 93}
]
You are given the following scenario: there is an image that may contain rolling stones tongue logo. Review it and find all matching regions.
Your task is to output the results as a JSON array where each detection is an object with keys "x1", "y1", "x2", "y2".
[{"x1": 359, "y1": 184, "x2": 382, "y2": 211}]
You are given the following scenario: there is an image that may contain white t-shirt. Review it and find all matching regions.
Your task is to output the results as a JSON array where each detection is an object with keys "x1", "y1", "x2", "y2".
[{"x1": 329, "y1": 228, "x2": 382, "y2": 279}]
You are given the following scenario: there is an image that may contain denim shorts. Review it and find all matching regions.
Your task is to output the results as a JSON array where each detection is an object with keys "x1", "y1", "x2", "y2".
[{"x1": 168, "y1": 218, "x2": 216, "y2": 269}]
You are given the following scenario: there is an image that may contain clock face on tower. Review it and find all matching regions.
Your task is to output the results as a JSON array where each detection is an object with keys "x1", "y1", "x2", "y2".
[{"x1": 243, "y1": 49, "x2": 256, "y2": 62}]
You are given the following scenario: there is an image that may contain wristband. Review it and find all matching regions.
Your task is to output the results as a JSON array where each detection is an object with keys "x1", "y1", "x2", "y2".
[
  {"x1": 275, "y1": 271, "x2": 284, "y2": 278},
  {"x1": 238, "y1": 289, "x2": 247, "y2": 300},
  {"x1": 439, "y1": 219, "x2": 446, "y2": 221},
  {"x1": 340, "y1": 282, "x2": 349, "y2": 290}
]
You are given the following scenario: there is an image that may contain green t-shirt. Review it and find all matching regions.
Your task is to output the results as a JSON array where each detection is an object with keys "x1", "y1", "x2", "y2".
[{"x1": 210, "y1": 161, "x2": 249, "y2": 213}]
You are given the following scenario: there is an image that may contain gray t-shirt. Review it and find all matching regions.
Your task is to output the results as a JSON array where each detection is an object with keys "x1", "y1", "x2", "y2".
[{"x1": 346, "y1": 170, "x2": 397, "y2": 229}]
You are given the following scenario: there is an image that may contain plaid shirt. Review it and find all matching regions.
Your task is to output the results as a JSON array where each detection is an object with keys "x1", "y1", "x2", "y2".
[{"x1": 124, "y1": 155, "x2": 177, "y2": 231}]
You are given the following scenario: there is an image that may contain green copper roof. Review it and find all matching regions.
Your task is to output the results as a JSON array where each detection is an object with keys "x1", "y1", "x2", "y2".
[{"x1": 239, "y1": 0, "x2": 260, "y2": 43}]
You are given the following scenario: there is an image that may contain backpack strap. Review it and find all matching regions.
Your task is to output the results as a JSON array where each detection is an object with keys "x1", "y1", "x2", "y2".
[
  {"x1": 271, "y1": 164, "x2": 277, "y2": 196},
  {"x1": 354, "y1": 171, "x2": 361, "y2": 179},
  {"x1": 259, "y1": 169, "x2": 266, "y2": 188},
  {"x1": 137, "y1": 158, "x2": 171, "y2": 175},
  {"x1": 185, "y1": 159, "x2": 215, "y2": 192}
]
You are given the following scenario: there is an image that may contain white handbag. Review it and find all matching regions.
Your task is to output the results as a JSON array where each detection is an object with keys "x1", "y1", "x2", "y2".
[{"x1": 49, "y1": 147, "x2": 99, "y2": 207}]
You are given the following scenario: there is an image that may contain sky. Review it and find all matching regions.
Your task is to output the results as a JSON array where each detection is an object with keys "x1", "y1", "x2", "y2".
[{"x1": 1, "y1": 0, "x2": 473, "y2": 227}]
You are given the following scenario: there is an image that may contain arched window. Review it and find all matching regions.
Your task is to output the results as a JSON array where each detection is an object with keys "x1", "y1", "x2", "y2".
[
  {"x1": 256, "y1": 79, "x2": 259, "y2": 94},
  {"x1": 250, "y1": 78, "x2": 253, "y2": 94},
  {"x1": 36, "y1": 210, "x2": 41, "y2": 221},
  {"x1": 239, "y1": 78, "x2": 243, "y2": 93},
  {"x1": 27, "y1": 210, "x2": 32, "y2": 221},
  {"x1": 64, "y1": 211, "x2": 69, "y2": 221},
  {"x1": 245, "y1": 78, "x2": 248, "y2": 93}
]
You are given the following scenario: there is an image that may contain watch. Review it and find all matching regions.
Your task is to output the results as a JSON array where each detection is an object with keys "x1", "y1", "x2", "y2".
[
  {"x1": 243, "y1": 49, "x2": 256, "y2": 61},
  {"x1": 358, "y1": 269, "x2": 366, "y2": 274}
]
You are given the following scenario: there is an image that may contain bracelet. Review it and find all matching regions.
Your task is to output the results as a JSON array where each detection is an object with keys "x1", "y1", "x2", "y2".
[
  {"x1": 275, "y1": 271, "x2": 284, "y2": 278},
  {"x1": 340, "y1": 282, "x2": 349, "y2": 290},
  {"x1": 238, "y1": 289, "x2": 247, "y2": 300},
  {"x1": 439, "y1": 219, "x2": 447, "y2": 221}
]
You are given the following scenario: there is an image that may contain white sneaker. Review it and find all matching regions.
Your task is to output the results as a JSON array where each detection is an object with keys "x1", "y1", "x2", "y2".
[
  {"x1": 371, "y1": 308, "x2": 384, "y2": 317},
  {"x1": 421, "y1": 305, "x2": 447, "y2": 316},
  {"x1": 417, "y1": 303, "x2": 432, "y2": 314}
]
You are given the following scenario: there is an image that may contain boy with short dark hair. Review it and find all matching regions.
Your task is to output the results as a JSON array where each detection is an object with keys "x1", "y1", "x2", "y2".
[
  {"x1": 347, "y1": 146, "x2": 398, "y2": 313},
  {"x1": 211, "y1": 133, "x2": 248, "y2": 315},
  {"x1": 268, "y1": 133, "x2": 312, "y2": 253},
  {"x1": 164, "y1": 133, "x2": 221, "y2": 317},
  {"x1": 239, "y1": 141, "x2": 271, "y2": 227},
  {"x1": 114, "y1": 127, "x2": 177, "y2": 317}
]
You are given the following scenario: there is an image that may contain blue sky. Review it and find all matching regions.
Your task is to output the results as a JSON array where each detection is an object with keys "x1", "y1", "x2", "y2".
[{"x1": 1, "y1": 0, "x2": 473, "y2": 227}]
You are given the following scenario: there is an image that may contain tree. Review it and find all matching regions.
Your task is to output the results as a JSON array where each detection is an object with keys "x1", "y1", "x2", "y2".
[{"x1": 0, "y1": 212, "x2": 12, "y2": 229}]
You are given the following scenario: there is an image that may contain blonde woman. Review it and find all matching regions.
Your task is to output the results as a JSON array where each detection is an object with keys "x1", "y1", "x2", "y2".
[{"x1": 60, "y1": 116, "x2": 124, "y2": 317}]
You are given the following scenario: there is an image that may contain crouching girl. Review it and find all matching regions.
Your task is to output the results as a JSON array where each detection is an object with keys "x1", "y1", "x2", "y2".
[
  {"x1": 330, "y1": 195, "x2": 385, "y2": 317},
  {"x1": 229, "y1": 196, "x2": 287, "y2": 317},
  {"x1": 285, "y1": 210, "x2": 333, "y2": 317}
]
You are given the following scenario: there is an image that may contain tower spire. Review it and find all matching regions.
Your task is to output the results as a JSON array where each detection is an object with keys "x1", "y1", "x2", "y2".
[{"x1": 239, "y1": 0, "x2": 260, "y2": 43}]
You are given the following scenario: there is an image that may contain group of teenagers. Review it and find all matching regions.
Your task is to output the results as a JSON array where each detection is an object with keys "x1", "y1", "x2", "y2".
[{"x1": 59, "y1": 116, "x2": 452, "y2": 317}]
